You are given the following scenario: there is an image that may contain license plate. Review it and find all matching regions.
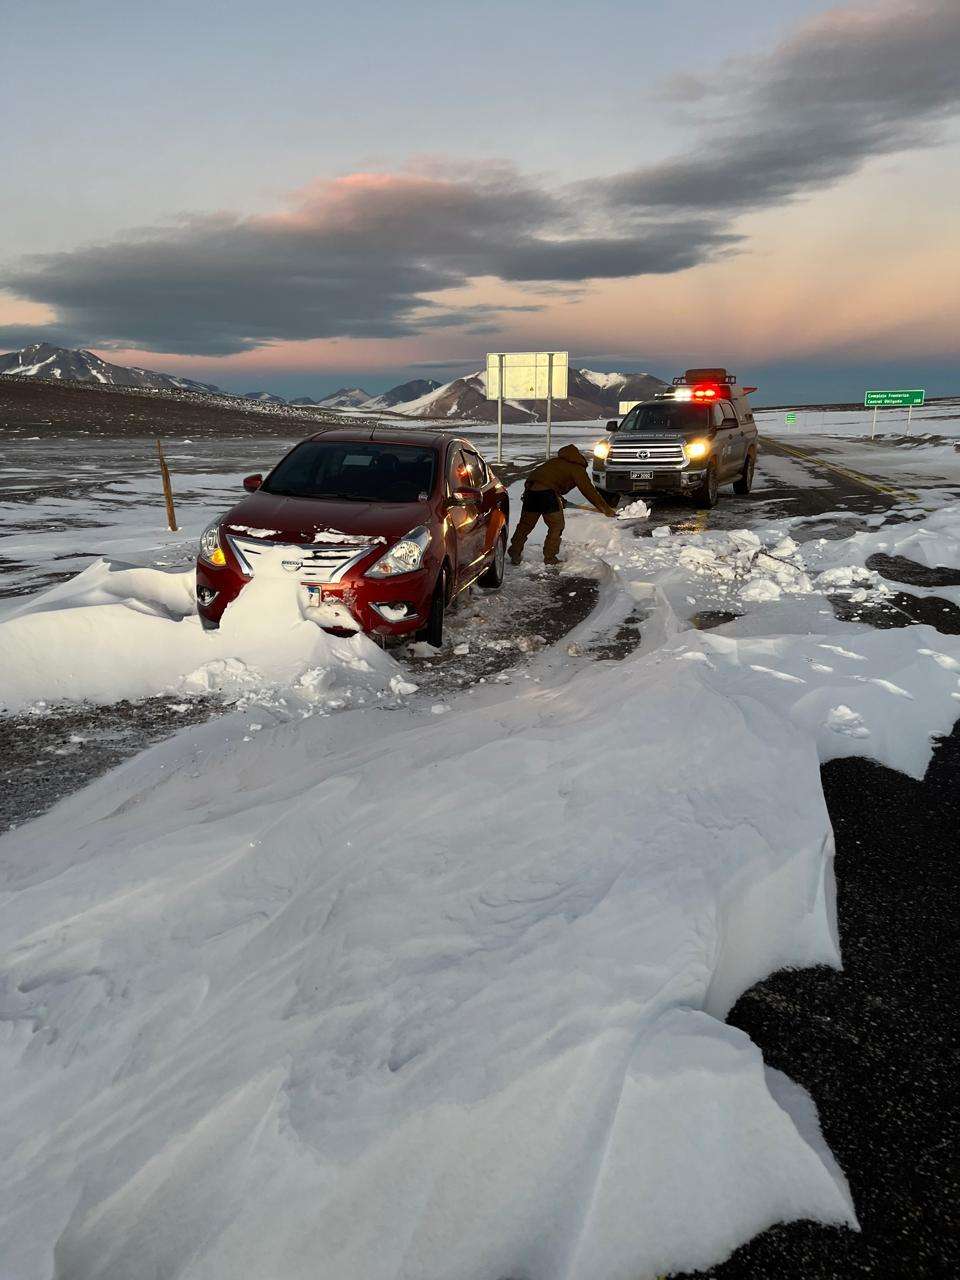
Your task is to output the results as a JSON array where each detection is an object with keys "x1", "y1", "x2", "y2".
[
  {"x1": 305, "y1": 585, "x2": 323, "y2": 606},
  {"x1": 630, "y1": 470, "x2": 653, "y2": 480}
]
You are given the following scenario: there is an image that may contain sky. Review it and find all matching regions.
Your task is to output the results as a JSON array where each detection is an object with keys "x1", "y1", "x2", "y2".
[{"x1": 2, "y1": 0, "x2": 959, "y2": 404}]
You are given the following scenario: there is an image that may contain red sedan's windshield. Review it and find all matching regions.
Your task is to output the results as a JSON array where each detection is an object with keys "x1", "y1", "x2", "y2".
[{"x1": 263, "y1": 441, "x2": 437, "y2": 503}]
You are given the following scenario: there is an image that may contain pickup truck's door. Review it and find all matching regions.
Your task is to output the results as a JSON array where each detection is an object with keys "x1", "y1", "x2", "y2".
[{"x1": 717, "y1": 399, "x2": 745, "y2": 478}]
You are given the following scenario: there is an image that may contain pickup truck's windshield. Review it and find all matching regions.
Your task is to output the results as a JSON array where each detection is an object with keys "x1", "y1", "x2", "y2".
[
  {"x1": 263, "y1": 442, "x2": 436, "y2": 503},
  {"x1": 619, "y1": 404, "x2": 710, "y2": 433}
]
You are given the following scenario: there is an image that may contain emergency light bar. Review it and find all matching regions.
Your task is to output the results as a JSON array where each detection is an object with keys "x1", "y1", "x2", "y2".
[{"x1": 666, "y1": 384, "x2": 721, "y2": 401}]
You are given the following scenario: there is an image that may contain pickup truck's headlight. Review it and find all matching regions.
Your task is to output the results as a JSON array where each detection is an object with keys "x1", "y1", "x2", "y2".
[
  {"x1": 593, "y1": 439, "x2": 611, "y2": 461},
  {"x1": 199, "y1": 521, "x2": 226, "y2": 566},
  {"x1": 684, "y1": 438, "x2": 711, "y2": 462},
  {"x1": 365, "y1": 525, "x2": 431, "y2": 578}
]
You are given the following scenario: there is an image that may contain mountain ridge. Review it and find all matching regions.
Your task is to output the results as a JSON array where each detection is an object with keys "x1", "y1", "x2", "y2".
[{"x1": 0, "y1": 345, "x2": 667, "y2": 422}]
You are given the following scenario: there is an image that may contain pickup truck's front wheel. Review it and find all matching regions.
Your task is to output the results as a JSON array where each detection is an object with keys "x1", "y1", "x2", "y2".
[{"x1": 692, "y1": 462, "x2": 719, "y2": 508}]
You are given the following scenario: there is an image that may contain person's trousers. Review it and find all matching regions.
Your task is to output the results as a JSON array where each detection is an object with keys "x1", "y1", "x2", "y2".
[{"x1": 508, "y1": 506, "x2": 566, "y2": 563}]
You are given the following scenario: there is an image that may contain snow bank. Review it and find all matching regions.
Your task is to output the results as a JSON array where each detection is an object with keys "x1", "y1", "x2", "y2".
[
  {"x1": 0, "y1": 556, "x2": 401, "y2": 713},
  {"x1": 568, "y1": 504, "x2": 960, "y2": 778},
  {"x1": 4, "y1": 494, "x2": 959, "y2": 1277},
  {"x1": 0, "y1": 622, "x2": 852, "y2": 1280}
]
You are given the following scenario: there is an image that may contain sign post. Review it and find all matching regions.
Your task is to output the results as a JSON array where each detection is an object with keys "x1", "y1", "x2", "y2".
[
  {"x1": 546, "y1": 352, "x2": 554, "y2": 459},
  {"x1": 485, "y1": 352, "x2": 569, "y2": 461},
  {"x1": 864, "y1": 389, "x2": 925, "y2": 439},
  {"x1": 497, "y1": 354, "x2": 505, "y2": 464}
]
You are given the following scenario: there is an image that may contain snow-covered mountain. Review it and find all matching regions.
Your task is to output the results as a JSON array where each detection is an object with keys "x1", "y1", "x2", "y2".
[
  {"x1": 389, "y1": 367, "x2": 667, "y2": 422},
  {"x1": 0, "y1": 344, "x2": 224, "y2": 394},
  {"x1": 359, "y1": 378, "x2": 441, "y2": 412},
  {"x1": 243, "y1": 390, "x2": 287, "y2": 405},
  {"x1": 315, "y1": 386, "x2": 372, "y2": 410}
]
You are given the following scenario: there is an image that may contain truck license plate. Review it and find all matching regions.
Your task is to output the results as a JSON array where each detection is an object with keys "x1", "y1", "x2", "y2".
[{"x1": 630, "y1": 470, "x2": 653, "y2": 480}]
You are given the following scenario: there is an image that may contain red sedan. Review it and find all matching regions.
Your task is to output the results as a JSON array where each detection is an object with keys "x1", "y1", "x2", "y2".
[{"x1": 195, "y1": 429, "x2": 509, "y2": 645}]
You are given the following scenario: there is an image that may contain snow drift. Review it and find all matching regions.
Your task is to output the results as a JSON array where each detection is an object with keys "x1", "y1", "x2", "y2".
[
  {"x1": 3, "y1": 496, "x2": 960, "y2": 1278},
  {"x1": 0, "y1": 556, "x2": 402, "y2": 713},
  {"x1": 0, "y1": 624, "x2": 852, "y2": 1280}
]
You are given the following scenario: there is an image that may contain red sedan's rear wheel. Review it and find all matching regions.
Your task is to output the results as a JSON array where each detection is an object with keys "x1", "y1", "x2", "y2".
[{"x1": 417, "y1": 566, "x2": 447, "y2": 647}]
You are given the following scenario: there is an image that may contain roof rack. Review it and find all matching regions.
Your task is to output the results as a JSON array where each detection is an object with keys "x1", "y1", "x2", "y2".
[{"x1": 672, "y1": 368, "x2": 737, "y2": 386}]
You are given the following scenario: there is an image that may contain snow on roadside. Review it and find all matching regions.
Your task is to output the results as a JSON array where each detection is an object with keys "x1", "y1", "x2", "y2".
[
  {"x1": 2, "y1": 500, "x2": 960, "y2": 1277},
  {"x1": 567, "y1": 502, "x2": 960, "y2": 778},
  {"x1": 0, "y1": 556, "x2": 404, "y2": 714},
  {"x1": 0, "y1": 601, "x2": 853, "y2": 1280}
]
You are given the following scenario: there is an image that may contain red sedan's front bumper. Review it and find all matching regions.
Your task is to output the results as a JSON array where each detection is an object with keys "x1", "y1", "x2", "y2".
[{"x1": 195, "y1": 557, "x2": 435, "y2": 638}]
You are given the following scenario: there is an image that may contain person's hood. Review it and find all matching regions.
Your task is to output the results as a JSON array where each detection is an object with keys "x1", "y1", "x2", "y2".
[{"x1": 558, "y1": 444, "x2": 588, "y2": 466}]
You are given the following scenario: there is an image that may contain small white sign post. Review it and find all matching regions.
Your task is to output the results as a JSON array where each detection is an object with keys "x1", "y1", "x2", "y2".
[{"x1": 485, "y1": 352, "x2": 569, "y2": 462}]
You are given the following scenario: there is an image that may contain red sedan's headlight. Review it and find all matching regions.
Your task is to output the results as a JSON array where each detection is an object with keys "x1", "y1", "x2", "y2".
[
  {"x1": 365, "y1": 525, "x2": 432, "y2": 578},
  {"x1": 199, "y1": 521, "x2": 226, "y2": 566}
]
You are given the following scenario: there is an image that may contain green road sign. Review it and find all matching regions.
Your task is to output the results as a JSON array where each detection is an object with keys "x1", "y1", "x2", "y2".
[
  {"x1": 864, "y1": 389, "x2": 925, "y2": 408},
  {"x1": 784, "y1": 411, "x2": 798, "y2": 425}
]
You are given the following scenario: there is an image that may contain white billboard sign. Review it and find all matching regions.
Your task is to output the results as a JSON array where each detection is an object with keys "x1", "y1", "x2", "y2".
[
  {"x1": 485, "y1": 351, "x2": 569, "y2": 401},
  {"x1": 618, "y1": 400, "x2": 640, "y2": 416}
]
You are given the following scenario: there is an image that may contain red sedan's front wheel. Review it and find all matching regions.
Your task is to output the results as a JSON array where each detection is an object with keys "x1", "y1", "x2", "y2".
[{"x1": 417, "y1": 566, "x2": 447, "y2": 647}]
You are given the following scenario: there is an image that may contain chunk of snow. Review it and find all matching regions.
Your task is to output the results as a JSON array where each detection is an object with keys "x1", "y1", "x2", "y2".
[
  {"x1": 616, "y1": 499, "x2": 651, "y2": 520},
  {"x1": 389, "y1": 675, "x2": 419, "y2": 696},
  {"x1": 227, "y1": 525, "x2": 280, "y2": 539},
  {"x1": 826, "y1": 705, "x2": 870, "y2": 737},
  {"x1": 741, "y1": 579, "x2": 782, "y2": 603}
]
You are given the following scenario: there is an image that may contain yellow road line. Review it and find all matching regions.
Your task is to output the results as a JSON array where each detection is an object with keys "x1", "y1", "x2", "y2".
[{"x1": 764, "y1": 438, "x2": 919, "y2": 503}]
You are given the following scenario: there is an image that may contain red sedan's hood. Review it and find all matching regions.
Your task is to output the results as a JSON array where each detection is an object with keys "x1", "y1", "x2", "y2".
[{"x1": 221, "y1": 490, "x2": 430, "y2": 545}]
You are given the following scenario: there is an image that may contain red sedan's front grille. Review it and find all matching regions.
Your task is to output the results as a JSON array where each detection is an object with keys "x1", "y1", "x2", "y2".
[{"x1": 226, "y1": 534, "x2": 380, "y2": 583}]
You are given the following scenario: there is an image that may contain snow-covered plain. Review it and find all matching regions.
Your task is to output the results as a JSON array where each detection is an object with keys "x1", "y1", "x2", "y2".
[
  {"x1": 2, "y1": 421, "x2": 960, "y2": 1278},
  {"x1": 757, "y1": 398, "x2": 960, "y2": 496}
]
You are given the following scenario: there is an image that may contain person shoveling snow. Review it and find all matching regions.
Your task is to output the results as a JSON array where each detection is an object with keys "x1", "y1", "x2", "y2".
[{"x1": 509, "y1": 445, "x2": 617, "y2": 566}]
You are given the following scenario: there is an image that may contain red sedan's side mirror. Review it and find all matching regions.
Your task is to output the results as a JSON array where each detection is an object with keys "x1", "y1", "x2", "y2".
[{"x1": 243, "y1": 473, "x2": 263, "y2": 492}]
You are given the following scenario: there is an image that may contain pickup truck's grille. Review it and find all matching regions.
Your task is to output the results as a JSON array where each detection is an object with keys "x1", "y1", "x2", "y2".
[
  {"x1": 607, "y1": 440, "x2": 686, "y2": 470},
  {"x1": 227, "y1": 534, "x2": 378, "y2": 582}
]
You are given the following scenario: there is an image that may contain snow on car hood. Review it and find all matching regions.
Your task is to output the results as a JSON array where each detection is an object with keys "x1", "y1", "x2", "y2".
[{"x1": 223, "y1": 489, "x2": 427, "y2": 544}]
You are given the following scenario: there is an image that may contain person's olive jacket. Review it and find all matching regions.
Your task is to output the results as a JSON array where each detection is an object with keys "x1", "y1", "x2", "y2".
[{"x1": 525, "y1": 444, "x2": 616, "y2": 515}]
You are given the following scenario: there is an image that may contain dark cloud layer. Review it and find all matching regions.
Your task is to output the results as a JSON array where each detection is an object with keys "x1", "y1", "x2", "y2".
[
  {"x1": 601, "y1": 0, "x2": 960, "y2": 213},
  {"x1": 3, "y1": 1, "x2": 958, "y2": 356}
]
